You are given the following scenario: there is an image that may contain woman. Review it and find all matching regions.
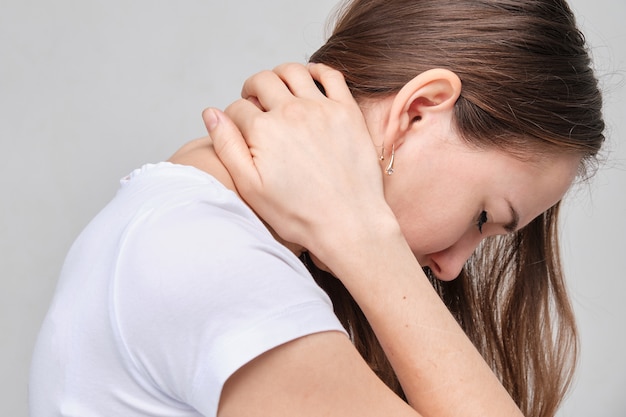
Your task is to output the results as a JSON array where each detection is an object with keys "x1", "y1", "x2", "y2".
[{"x1": 29, "y1": 0, "x2": 604, "y2": 416}]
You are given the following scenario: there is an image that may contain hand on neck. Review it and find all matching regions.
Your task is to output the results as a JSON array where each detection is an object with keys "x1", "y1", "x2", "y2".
[{"x1": 167, "y1": 136, "x2": 305, "y2": 257}]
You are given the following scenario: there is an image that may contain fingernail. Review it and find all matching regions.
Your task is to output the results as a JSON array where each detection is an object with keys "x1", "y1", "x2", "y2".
[{"x1": 204, "y1": 108, "x2": 219, "y2": 131}]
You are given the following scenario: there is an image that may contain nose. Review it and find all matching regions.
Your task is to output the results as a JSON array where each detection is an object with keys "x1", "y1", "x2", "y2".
[{"x1": 426, "y1": 234, "x2": 483, "y2": 281}]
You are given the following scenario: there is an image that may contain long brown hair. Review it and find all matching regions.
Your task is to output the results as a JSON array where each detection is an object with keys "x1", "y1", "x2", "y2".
[{"x1": 305, "y1": 1, "x2": 605, "y2": 416}]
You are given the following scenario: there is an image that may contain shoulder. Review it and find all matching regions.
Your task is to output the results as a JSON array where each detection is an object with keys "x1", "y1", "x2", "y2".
[
  {"x1": 113, "y1": 161, "x2": 318, "y2": 311},
  {"x1": 110, "y1": 165, "x2": 347, "y2": 414}
]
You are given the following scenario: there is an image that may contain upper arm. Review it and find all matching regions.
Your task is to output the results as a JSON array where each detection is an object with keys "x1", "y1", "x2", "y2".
[{"x1": 217, "y1": 331, "x2": 421, "y2": 417}]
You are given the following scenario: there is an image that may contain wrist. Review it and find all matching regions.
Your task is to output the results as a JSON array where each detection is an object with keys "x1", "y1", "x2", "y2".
[{"x1": 309, "y1": 206, "x2": 408, "y2": 285}]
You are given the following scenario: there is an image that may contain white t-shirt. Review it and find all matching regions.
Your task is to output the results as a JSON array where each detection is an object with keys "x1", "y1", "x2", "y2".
[{"x1": 29, "y1": 162, "x2": 346, "y2": 417}]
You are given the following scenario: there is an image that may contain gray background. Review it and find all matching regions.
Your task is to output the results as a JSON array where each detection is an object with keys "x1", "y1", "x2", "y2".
[{"x1": 1, "y1": 0, "x2": 624, "y2": 415}]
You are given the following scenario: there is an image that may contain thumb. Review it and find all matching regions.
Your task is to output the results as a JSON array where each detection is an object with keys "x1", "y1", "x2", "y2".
[{"x1": 202, "y1": 107, "x2": 259, "y2": 192}]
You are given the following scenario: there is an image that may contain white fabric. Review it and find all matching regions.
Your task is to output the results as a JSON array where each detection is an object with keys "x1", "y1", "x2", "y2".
[{"x1": 29, "y1": 162, "x2": 346, "y2": 417}]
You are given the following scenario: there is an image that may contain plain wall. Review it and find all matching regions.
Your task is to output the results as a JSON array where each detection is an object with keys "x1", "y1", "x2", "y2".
[{"x1": 1, "y1": 1, "x2": 624, "y2": 416}]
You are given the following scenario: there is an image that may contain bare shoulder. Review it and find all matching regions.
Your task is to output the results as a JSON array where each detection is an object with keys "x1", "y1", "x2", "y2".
[
  {"x1": 167, "y1": 136, "x2": 213, "y2": 165},
  {"x1": 168, "y1": 136, "x2": 237, "y2": 192},
  {"x1": 217, "y1": 331, "x2": 420, "y2": 417}
]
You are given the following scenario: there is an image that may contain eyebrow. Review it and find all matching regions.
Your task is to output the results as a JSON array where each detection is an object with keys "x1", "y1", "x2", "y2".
[{"x1": 504, "y1": 200, "x2": 520, "y2": 233}]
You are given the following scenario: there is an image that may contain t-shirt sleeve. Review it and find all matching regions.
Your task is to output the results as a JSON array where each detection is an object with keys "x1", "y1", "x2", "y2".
[{"x1": 110, "y1": 199, "x2": 347, "y2": 416}]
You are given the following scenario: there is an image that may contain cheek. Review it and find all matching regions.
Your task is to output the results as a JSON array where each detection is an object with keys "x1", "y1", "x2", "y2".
[
  {"x1": 394, "y1": 205, "x2": 471, "y2": 258},
  {"x1": 383, "y1": 156, "x2": 481, "y2": 258}
]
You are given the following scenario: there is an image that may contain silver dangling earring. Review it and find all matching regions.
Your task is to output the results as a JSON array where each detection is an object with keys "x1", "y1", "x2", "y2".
[
  {"x1": 379, "y1": 144, "x2": 385, "y2": 161},
  {"x1": 385, "y1": 144, "x2": 395, "y2": 175}
]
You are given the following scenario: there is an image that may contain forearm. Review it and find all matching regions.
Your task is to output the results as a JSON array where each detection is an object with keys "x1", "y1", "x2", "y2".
[
  {"x1": 204, "y1": 62, "x2": 523, "y2": 416},
  {"x1": 318, "y1": 218, "x2": 523, "y2": 417}
]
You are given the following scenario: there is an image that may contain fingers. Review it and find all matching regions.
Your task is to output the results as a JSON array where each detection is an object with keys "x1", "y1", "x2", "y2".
[
  {"x1": 223, "y1": 97, "x2": 273, "y2": 143},
  {"x1": 202, "y1": 107, "x2": 259, "y2": 192},
  {"x1": 240, "y1": 70, "x2": 294, "y2": 111},
  {"x1": 308, "y1": 63, "x2": 355, "y2": 103},
  {"x1": 241, "y1": 63, "x2": 330, "y2": 109},
  {"x1": 270, "y1": 62, "x2": 354, "y2": 103},
  {"x1": 272, "y1": 63, "x2": 326, "y2": 98},
  {"x1": 240, "y1": 63, "x2": 355, "y2": 114}
]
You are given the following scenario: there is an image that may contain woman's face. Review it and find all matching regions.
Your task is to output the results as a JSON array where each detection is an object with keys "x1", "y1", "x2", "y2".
[{"x1": 381, "y1": 127, "x2": 580, "y2": 281}]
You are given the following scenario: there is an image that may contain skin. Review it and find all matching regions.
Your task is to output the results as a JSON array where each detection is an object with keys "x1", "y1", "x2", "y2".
[
  {"x1": 170, "y1": 63, "x2": 580, "y2": 417},
  {"x1": 379, "y1": 123, "x2": 578, "y2": 280},
  {"x1": 172, "y1": 67, "x2": 579, "y2": 281},
  {"x1": 358, "y1": 68, "x2": 579, "y2": 281}
]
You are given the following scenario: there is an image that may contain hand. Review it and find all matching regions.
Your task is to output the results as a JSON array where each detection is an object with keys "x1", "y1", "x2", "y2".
[
  {"x1": 204, "y1": 65, "x2": 526, "y2": 417},
  {"x1": 203, "y1": 63, "x2": 397, "y2": 262}
]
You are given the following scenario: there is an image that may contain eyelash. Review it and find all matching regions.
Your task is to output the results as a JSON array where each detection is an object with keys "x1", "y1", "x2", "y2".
[{"x1": 477, "y1": 210, "x2": 488, "y2": 234}]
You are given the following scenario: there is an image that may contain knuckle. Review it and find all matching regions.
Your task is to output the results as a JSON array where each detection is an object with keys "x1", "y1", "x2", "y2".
[
  {"x1": 223, "y1": 98, "x2": 246, "y2": 117},
  {"x1": 242, "y1": 70, "x2": 275, "y2": 97},
  {"x1": 275, "y1": 62, "x2": 306, "y2": 75}
]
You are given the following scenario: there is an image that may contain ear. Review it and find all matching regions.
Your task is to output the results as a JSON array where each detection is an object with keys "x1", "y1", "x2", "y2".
[{"x1": 383, "y1": 69, "x2": 461, "y2": 149}]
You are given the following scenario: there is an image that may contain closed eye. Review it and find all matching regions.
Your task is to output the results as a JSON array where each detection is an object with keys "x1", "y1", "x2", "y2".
[{"x1": 477, "y1": 210, "x2": 488, "y2": 234}]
